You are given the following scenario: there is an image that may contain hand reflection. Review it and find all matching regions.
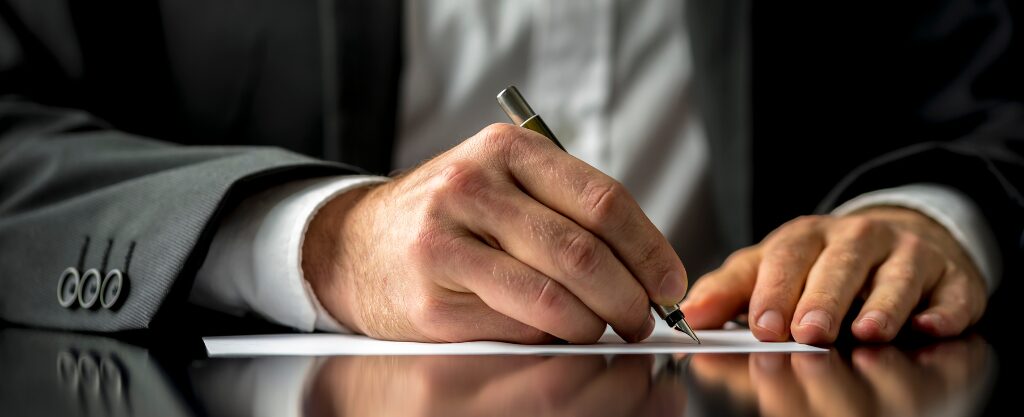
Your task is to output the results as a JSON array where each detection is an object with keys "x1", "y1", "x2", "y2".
[
  {"x1": 688, "y1": 337, "x2": 992, "y2": 417},
  {"x1": 307, "y1": 355, "x2": 686, "y2": 417}
]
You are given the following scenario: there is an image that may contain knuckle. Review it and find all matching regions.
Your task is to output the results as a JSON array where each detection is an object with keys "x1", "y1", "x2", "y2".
[
  {"x1": 480, "y1": 122, "x2": 518, "y2": 137},
  {"x1": 900, "y1": 233, "x2": 925, "y2": 251},
  {"x1": 438, "y1": 161, "x2": 491, "y2": 201},
  {"x1": 764, "y1": 216, "x2": 823, "y2": 245},
  {"x1": 840, "y1": 216, "x2": 879, "y2": 239},
  {"x1": 881, "y1": 262, "x2": 918, "y2": 285},
  {"x1": 900, "y1": 233, "x2": 941, "y2": 262},
  {"x1": 581, "y1": 180, "x2": 628, "y2": 227},
  {"x1": 559, "y1": 232, "x2": 602, "y2": 278},
  {"x1": 409, "y1": 226, "x2": 456, "y2": 266},
  {"x1": 775, "y1": 215, "x2": 825, "y2": 236},
  {"x1": 764, "y1": 246, "x2": 810, "y2": 267},
  {"x1": 791, "y1": 214, "x2": 826, "y2": 228},
  {"x1": 476, "y1": 123, "x2": 536, "y2": 156},
  {"x1": 724, "y1": 246, "x2": 760, "y2": 266},
  {"x1": 532, "y1": 278, "x2": 569, "y2": 316},
  {"x1": 835, "y1": 250, "x2": 863, "y2": 267}
]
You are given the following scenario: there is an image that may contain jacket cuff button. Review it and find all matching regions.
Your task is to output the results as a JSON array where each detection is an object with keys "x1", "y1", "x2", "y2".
[
  {"x1": 100, "y1": 269, "x2": 125, "y2": 310},
  {"x1": 57, "y1": 267, "x2": 80, "y2": 308},
  {"x1": 78, "y1": 269, "x2": 102, "y2": 309}
]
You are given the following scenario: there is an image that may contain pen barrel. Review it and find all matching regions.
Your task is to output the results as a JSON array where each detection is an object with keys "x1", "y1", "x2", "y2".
[{"x1": 520, "y1": 115, "x2": 565, "y2": 151}]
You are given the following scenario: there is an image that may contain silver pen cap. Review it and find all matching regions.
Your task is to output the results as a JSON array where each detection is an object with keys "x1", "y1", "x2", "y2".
[{"x1": 496, "y1": 86, "x2": 564, "y2": 151}]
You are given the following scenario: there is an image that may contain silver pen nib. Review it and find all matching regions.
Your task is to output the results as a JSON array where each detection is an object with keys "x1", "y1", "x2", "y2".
[
  {"x1": 672, "y1": 318, "x2": 701, "y2": 344},
  {"x1": 652, "y1": 303, "x2": 701, "y2": 344}
]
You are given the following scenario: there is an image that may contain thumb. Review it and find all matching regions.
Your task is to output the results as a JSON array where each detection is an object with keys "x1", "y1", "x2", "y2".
[{"x1": 680, "y1": 247, "x2": 760, "y2": 329}]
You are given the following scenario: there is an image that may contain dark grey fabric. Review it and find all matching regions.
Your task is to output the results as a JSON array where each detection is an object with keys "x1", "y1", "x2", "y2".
[
  {"x1": 0, "y1": 100, "x2": 352, "y2": 330},
  {"x1": 0, "y1": 0, "x2": 401, "y2": 331}
]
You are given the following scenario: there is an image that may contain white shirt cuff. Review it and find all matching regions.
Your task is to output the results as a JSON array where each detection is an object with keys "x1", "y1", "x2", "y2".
[
  {"x1": 190, "y1": 175, "x2": 390, "y2": 332},
  {"x1": 831, "y1": 183, "x2": 1002, "y2": 294}
]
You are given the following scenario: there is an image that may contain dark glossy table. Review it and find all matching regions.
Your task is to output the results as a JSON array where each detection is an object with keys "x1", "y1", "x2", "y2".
[{"x1": 0, "y1": 326, "x2": 1008, "y2": 417}]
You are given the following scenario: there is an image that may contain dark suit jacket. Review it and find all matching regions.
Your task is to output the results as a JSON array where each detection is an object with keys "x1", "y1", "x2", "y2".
[{"x1": 1, "y1": 0, "x2": 1021, "y2": 333}]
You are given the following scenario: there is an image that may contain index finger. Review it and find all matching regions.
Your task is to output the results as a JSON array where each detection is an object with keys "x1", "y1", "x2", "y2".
[{"x1": 487, "y1": 124, "x2": 688, "y2": 305}]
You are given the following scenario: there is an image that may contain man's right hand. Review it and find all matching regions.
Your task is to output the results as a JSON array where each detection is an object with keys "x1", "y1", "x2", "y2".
[{"x1": 302, "y1": 124, "x2": 687, "y2": 344}]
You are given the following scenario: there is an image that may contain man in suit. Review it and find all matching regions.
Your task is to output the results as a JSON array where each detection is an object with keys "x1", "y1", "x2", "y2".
[{"x1": 1, "y1": 0, "x2": 1020, "y2": 345}]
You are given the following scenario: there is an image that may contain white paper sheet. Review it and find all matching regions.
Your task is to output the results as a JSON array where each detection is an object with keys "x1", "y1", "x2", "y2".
[{"x1": 204, "y1": 327, "x2": 826, "y2": 357}]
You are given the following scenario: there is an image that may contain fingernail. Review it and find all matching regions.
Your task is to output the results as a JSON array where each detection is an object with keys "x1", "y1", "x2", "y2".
[
  {"x1": 756, "y1": 310, "x2": 784, "y2": 336},
  {"x1": 916, "y1": 313, "x2": 946, "y2": 331},
  {"x1": 858, "y1": 310, "x2": 888, "y2": 331},
  {"x1": 799, "y1": 310, "x2": 832, "y2": 333},
  {"x1": 659, "y1": 271, "x2": 686, "y2": 303}
]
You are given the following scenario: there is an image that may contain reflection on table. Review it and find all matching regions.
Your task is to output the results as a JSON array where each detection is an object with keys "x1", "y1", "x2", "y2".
[
  {"x1": 0, "y1": 328, "x2": 194, "y2": 417},
  {"x1": 0, "y1": 327, "x2": 996, "y2": 417},
  {"x1": 684, "y1": 336, "x2": 994, "y2": 417}
]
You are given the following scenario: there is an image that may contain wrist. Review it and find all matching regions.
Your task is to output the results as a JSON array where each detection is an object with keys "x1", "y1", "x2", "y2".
[{"x1": 302, "y1": 184, "x2": 377, "y2": 333}]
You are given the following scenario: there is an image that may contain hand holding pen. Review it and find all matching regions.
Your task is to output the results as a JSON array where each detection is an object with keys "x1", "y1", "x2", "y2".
[
  {"x1": 498, "y1": 86, "x2": 699, "y2": 343},
  {"x1": 305, "y1": 87, "x2": 692, "y2": 344}
]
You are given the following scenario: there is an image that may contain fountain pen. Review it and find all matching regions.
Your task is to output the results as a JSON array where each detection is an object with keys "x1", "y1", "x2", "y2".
[{"x1": 496, "y1": 86, "x2": 700, "y2": 344}]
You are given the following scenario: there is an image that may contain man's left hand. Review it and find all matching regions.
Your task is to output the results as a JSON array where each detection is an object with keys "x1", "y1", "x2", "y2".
[{"x1": 681, "y1": 206, "x2": 986, "y2": 344}]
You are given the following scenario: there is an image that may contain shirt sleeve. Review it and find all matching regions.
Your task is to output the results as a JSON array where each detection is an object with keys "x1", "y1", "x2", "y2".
[
  {"x1": 189, "y1": 175, "x2": 390, "y2": 332},
  {"x1": 831, "y1": 183, "x2": 1002, "y2": 294}
]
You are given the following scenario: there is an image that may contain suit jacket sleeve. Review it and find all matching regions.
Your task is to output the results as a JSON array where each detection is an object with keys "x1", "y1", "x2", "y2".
[
  {"x1": 0, "y1": 0, "x2": 390, "y2": 331},
  {"x1": 0, "y1": 98, "x2": 358, "y2": 331}
]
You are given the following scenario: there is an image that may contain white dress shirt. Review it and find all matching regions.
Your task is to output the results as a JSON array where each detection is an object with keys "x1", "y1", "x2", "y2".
[{"x1": 190, "y1": 0, "x2": 1000, "y2": 331}]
